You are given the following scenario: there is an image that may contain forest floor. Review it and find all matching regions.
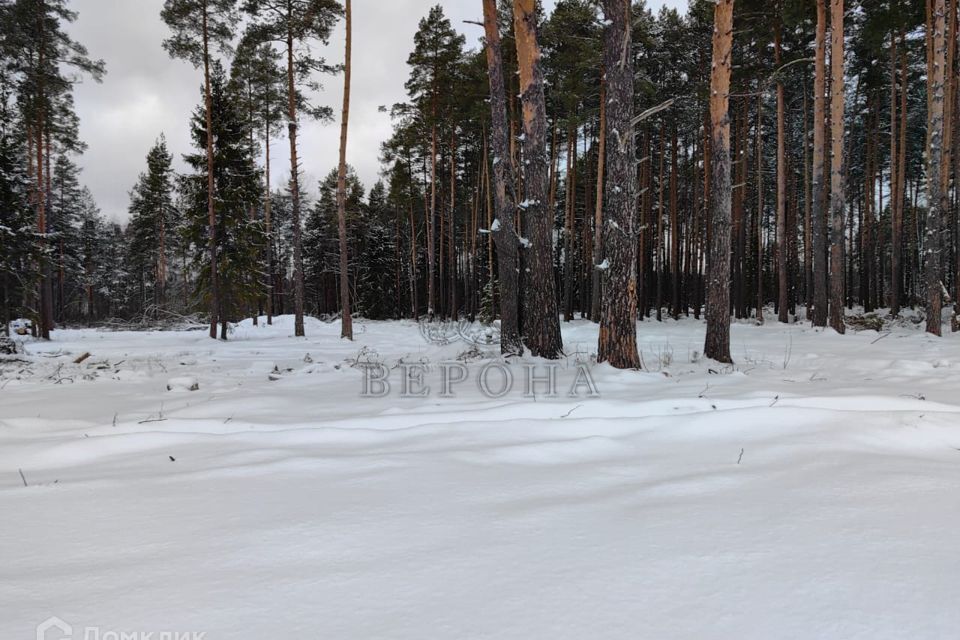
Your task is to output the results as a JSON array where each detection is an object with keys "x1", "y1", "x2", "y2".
[{"x1": 2, "y1": 312, "x2": 959, "y2": 639}]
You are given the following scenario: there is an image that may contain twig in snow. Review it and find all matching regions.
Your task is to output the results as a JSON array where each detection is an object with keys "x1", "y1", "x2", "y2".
[
  {"x1": 769, "y1": 395, "x2": 779, "y2": 407},
  {"x1": 736, "y1": 448, "x2": 744, "y2": 465},
  {"x1": 698, "y1": 383, "x2": 710, "y2": 398},
  {"x1": 871, "y1": 332, "x2": 891, "y2": 345},
  {"x1": 138, "y1": 403, "x2": 167, "y2": 424},
  {"x1": 900, "y1": 393, "x2": 925, "y2": 401},
  {"x1": 560, "y1": 404, "x2": 583, "y2": 419},
  {"x1": 18, "y1": 468, "x2": 27, "y2": 487}
]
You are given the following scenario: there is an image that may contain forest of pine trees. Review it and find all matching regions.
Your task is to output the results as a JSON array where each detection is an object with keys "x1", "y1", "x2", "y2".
[{"x1": 2, "y1": 0, "x2": 959, "y2": 368}]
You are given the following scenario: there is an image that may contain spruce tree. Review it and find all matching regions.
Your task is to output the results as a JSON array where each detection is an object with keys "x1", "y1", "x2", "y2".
[
  {"x1": 127, "y1": 136, "x2": 177, "y2": 312},
  {"x1": 230, "y1": 29, "x2": 286, "y2": 324},
  {"x1": 181, "y1": 62, "x2": 263, "y2": 340},
  {"x1": 162, "y1": 0, "x2": 239, "y2": 338}
]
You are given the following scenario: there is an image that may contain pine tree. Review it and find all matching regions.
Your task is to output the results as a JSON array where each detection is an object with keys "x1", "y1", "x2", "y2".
[
  {"x1": 230, "y1": 28, "x2": 286, "y2": 324},
  {"x1": 828, "y1": 0, "x2": 846, "y2": 334},
  {"x1": 926, "y1": 0, "x2": 947, "y2": 335},
  {"x1": 243, "y1": 0, "x2": 342, "y2": 338},
  {"x1": 514, "y1": 0, "x2": 563, "y2": 359},
  {"x1": 336, "y1": 0, "x2": 353, "y2": 339},
  {"x1": 704, "y1": 0, "x2": 735, "y2": 364},
  {"x1": 482, "y1": 0, "x2": 523, "y2": 356},
  {"x1": 181, "y1": 62, "x2": 263, "y2": 340},
  {"x1": 811, "y1": 0, "x2": 828, "y2": 327},
  {"x1": 7, "y1": 0, "x2": 104, "y2": 338},
  {"x1": 405, "y1": 5, "x2": 465, "y2": 319},
  {"x1": 162, "y1": 0, "x2": 238, "y2": 338},
  {"x1": 597, "y1": 0, "x2": 641, "y2": 369}
]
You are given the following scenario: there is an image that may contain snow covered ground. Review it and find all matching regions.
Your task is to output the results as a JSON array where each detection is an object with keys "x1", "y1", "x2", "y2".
[{"x1": 2, "y1": 314, "x2": 959, "y2": 639}]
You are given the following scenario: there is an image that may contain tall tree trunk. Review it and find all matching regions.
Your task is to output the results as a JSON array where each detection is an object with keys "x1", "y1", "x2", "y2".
[
  {"x1": 286, "y1": 17, "x2": 306, "y2": 337},
  {"x1": 670, "y1": 121, "x2": 680, "y2": 319},
  {"x1": 591, "y1": 74, "x2": 606, "y2": 323},
  {"x1": 657, "y1": 120, "x2": 665, "y2": 322},
  {"x1": 756, "y1": 88, "x2": 765, "y2": 323},
  {"x1": 828, "y1": 0, "x2": 846, "y2": 334},
  {"x1": 776, "y1": 19, "x2": 789, "y2": 323},
  {"x1": 705, "y1": 0, "x2": 735, "y2": 364},
  {"x1": 265, "y1": 118, "x2": 274, "y2": 325},
  {"x1": 803, "y1": 76, "x2": 812, "y2": 312},
  {"x1": 513, "y1": 0, "x2": 563, "y2": 359},
  {"x1": 563, "y1": 123, "x2": 575, "y2": 321},
  {"x1": 428, "y1": 117, "x2": 438, "y2": 318},
  {"x1": 926, "y1": 0, "x2": 947, "y2": 335},
  {"x1": 450, "y1": 129, "x2": 459, "y2": 320},
  {"x1": 811, "y1": 0, "x2": 828, "y2": 327},
  {"x1": 482, "y1": 0, "x2": 522, "y2": 355},
  {"x1": 34, "y1": 2, "x2": 51, "y2": 340},
  {"x1": 201, "y1": 1, "x2": 219, "y2": 339},
  {"x1": 597, "y1": 0, "x2": 641, "y2": 369},
  {"x1": 890, "y1": 29, "x2": 902, "y2": 316},
  {"x1": 336, "y1": 0, "x2": 353, "y2": 340}
]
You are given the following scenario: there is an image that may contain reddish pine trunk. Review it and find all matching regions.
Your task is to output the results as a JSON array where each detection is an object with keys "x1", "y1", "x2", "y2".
[
  {"x1": 704, "y1": 0, "x2": 734, "y2": 364},
  {"x1": 811, "y1": 0, "x2": 828, "y2": 327},
  {"x1": 828, "y1": 0, "x2": 846, "y2": 334},
  {"x1": 286, "y1": 17, "x2": 306, "y2": 337},
  {"x1": 776, "y1": 22, "x2": 788, "y2": 323},
  {"x1": 336, "y1": 0, "x2": 353, "y2": 339}
]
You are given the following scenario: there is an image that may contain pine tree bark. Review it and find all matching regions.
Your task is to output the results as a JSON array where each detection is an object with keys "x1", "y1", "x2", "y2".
[
  {"x1": 597, "y1": 0, "x2": 641, "y2": 369},
  {"x1": 286, "y1": 15, "x2": 306, "y2": 337},
  {"x1": 704, "y1": 0, "x2": 734, "y2": 364},
  {"x1": 811, "y1": 0, "x2": 828, "y2": 327},
  {"x1": 482, "y1": 0, "x2": 522, "y2": 355},
  {"x1": 34, "y1": 3, "x2": 51, "y2": 340},
  {"x1": 265, "y1": 118, "x2": 274, "y2": 325},
  {"x1": 756, "y1": 89, "x2": 764, "y2": 324},
  {"x1": 803, "y1": 77, "x2": 812, "y2": 310},
  {"x1": 926, "y1": 0, "x2": 947, "y2": 336},
  {"x1": 428, "y1": 114, "x2": 438, "y2": 318},
  {"x1": 591, "y1": 75, "x2": 606, "y2": 324},
  {"x1": 201, "y1": 1, "x2": 219, "y2": 339},
  {"x1": 775, "y1": 20, "x2": 788, "y2": 323},
  {"x1": 336, "y1": 0, "x2": 353, "y2": 340},
  {"x1": 513, "y1": 0, "x2": 563, "y2": 359},
  {"x1": 563, "y1": 124, "x2": 575, "y2": 321},
  {"x1": 670, "y1": 121, "x2": 680, "y2": 319},
  {"x1": 828, "y1": 0, "x2": 846, "y2": 334},
  {"x1": 897, "y1": 37, "x2": 908, "y2": 312},
  {"x1": 890, "y1": 30, "x2": 902, "y2": 316}
]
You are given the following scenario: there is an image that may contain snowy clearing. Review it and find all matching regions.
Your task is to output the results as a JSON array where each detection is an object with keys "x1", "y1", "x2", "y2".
[{"x1": 2, "y1": 315, "x2": 959, "y2": 639}]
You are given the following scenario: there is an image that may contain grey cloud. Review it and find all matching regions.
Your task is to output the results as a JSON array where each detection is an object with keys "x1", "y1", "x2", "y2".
[{"x1": 67, "y1": 0, "x2": 684, "y2": 223}]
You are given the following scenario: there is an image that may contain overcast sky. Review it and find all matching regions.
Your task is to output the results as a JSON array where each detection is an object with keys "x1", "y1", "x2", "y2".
[{"x1": 67, "y1": 0, "x2": 685, "y2": 223}]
